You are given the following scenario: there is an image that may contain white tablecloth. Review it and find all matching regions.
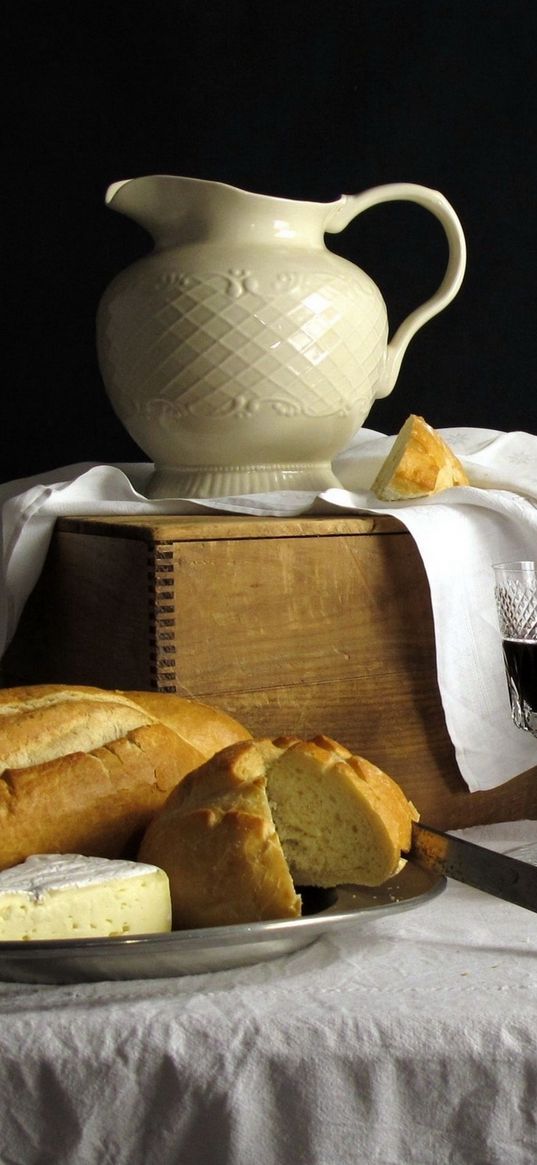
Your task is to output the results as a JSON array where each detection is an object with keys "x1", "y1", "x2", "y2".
[{"x1": 2, "y1": 820, "x2": 537, "y2": 1165}]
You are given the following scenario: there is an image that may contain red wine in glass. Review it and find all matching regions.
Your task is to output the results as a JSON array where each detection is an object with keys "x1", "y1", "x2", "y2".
[{"x1": 501, "y1": 638, "x2": 537, "y2": 736}]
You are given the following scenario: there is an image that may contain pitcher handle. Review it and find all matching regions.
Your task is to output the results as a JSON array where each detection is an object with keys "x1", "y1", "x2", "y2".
[{"x1": 325, "y1": 183, "x2": 467, "y2": 397}]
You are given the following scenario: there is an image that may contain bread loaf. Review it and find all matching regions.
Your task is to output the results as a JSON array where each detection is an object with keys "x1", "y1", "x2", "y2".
[
  {"x1": 138, "y1": 734, "x2": 419, "y2": 928},
  {"x1": 0, "y1": 685, "x2": 251, "y2": 871},
  {"x1": 371, "y1": 414, "x2": 469, "y2": 500}
]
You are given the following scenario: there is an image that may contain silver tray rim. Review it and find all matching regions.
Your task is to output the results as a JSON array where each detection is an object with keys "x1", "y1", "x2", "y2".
[{"x1": 0, "y1": 862, "x2": 445, "y2": 983}]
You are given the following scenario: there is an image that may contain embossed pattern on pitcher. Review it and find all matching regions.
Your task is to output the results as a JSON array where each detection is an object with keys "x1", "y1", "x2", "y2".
[{"x1": 99, "y1": 267, "x2": 386, "y2": 427}]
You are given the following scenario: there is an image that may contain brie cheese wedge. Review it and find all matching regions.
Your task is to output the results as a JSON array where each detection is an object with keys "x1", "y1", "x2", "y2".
[{"x1": 0, "y1": 853, "x2": 172, "y2": 941}]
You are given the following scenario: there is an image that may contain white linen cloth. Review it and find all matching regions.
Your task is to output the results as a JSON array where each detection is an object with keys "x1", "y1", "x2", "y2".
[
  {"x1": 1, "y1": 819, "x2": 537, "y2": 1165},
  {"x1": 2, "y1": 427, "x2": 537, "y2": 792}
]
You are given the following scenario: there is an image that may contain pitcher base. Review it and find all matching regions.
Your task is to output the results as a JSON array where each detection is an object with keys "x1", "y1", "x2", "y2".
[{"x1": 145, "y1": 462, "x2": 342, "y2": 499}]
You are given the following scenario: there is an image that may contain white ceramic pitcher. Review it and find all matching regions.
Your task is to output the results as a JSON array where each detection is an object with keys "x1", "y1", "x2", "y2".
[{"x1": 97, "y1": 176, "x2": 466, "y2": 497}]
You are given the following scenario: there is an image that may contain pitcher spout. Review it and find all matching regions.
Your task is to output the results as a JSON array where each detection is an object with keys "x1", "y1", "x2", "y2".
[
  {"x1": 104, "y1": 175, "x2": 207, "y2": 249},
  {"x1": 105, "y1": 179, "x2": 131, "y2": 206}
]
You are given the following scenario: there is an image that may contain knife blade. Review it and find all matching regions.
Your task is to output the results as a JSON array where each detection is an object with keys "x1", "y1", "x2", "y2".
[{"x1": 406, "y1": 820, "x2": 537, "y2": 913}]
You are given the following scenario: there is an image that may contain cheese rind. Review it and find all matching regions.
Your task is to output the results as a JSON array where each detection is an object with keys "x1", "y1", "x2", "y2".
[{"x1": 0, "y1": 854, "x2": 172, "y2": 941}]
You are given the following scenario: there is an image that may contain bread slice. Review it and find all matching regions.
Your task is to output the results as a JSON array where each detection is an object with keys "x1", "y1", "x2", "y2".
[
  {"x1": 265, "y1": 735, "x2": 416, "y2": 885},
  {"x1": 0, "y1": 685, "x2": 251, "y2": 870},
  {"x1": 371, "y1": 414, "x2": 469, "y2": 500},
  {"x1": 138, "y1": 735, "x2": 419, "y2": 927}
]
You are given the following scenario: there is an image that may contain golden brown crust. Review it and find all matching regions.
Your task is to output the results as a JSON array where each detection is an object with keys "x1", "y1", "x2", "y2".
[
  {"x1": 0, "y1": 683, "x2": 115, "y2": 706},
  {"x1": 115, "y1": 691, "x2": 252, "y2": 756},
  {"x1": 0, "y1": 693, "x2": 153, "y2": 772},
  {"x1": 0, "y1": 685, "x2": 251, "y2": 870},
  {"x1": 139, "y1": 735, "x2": 418, "y2": 927},
  {"x1": 371, "y1": 414, "x2": 469, "y2": 500},
  {"x1": 138, "y1": 740, "x2": 301, "y2": 927}
]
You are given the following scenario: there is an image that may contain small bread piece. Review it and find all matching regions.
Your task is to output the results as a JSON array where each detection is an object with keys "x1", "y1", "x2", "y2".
[
  {"x1": 371, "y1": 414, "x2": 469, "y2": 500},
  {"x1": 0, "y1": 685, "x2": 251, "y2": 870},
  {"x1": 139, "y1": 736, "x2": 418, "y2": 928}
]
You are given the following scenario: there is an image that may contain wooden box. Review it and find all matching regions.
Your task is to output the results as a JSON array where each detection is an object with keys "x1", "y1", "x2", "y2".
[{"x1": 2, "y1": 513, "x2": 537, "y2": 829}]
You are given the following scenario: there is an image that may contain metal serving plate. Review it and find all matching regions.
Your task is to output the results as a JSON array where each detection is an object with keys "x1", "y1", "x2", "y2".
[{"x1": 0, "y1": 862, "x2": 444, "y2": 984}]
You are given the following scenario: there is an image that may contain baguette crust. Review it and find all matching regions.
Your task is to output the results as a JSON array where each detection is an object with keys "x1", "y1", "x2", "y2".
[
  {"x1": 0, "y1": 685, "x2": 251, "y2": 870},
  {"x1": 371, "y1": 414, "x2": 469, "y2": 500},
  {"x1": 118, "y1": 690, "x2": 251, "y2": 758}
]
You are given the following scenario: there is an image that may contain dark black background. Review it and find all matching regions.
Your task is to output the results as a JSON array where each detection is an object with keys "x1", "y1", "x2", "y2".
[{"x1": 5, "y1": 1, "x2": 537, "y2": 484}]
